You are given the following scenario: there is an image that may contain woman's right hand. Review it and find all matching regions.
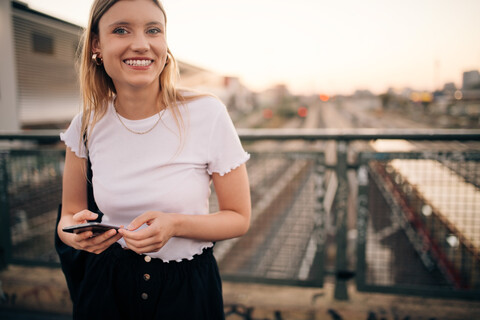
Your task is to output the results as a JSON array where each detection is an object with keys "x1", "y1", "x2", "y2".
[{"x1": 60, "y1": 210, "x2": 123, "y2": 254}]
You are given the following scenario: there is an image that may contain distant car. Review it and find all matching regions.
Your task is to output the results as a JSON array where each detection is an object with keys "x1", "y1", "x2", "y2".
[{"x1": 297, "y1": 106, "x2": 308, "y2": 118}]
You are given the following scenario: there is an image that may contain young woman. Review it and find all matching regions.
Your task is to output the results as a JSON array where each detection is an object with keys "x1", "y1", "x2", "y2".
[{"x1": 56, "y1": 0, "x2": 251, "y2": 318}]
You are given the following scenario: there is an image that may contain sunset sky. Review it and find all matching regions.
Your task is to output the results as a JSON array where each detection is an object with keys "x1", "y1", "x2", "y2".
[{"x1": 23, "y1": 0, "x2": 480, "y2": 95}]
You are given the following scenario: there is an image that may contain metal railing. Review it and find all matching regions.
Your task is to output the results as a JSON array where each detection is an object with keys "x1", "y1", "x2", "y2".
[
  {"x1": 357, "y1": 151, "x2": 480, "y2": 300},
  {"x1": 1, "y1": 128, "x2": 479, "y2": 301}
]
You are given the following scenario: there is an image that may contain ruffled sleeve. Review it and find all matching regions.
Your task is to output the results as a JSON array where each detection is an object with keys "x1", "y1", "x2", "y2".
[
  {"x1": 206, "y1": 104, "x2": 250, "y2": 176},
  {"x1": 60, "y1": 113, "x2": 87, "y2": 159}
]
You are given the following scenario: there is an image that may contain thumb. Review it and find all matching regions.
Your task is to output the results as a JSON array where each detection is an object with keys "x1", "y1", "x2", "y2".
[{"x1": 73, "y1": 210, "x2": 98, "y2": 223}]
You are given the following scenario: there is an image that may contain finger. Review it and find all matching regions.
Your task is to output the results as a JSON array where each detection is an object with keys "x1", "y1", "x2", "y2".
[
  {"x1": 127, "y1": 211, "x2": 156, "y2": 231},
  {"x1": 123, "y1": 231, "x2": 170, "y2": 253},
  {"x1": 75, "y1": 230, "x2": 94, "y2": 241},
  {"x1": 72, "y1": 210, "x2": 98, "y2": 223},
  {"x1": 92, "y1": 228, "x2": 119, "y2": 243},
  {"x1": 84, "y1": 230, "x2": 123, "y2": 253},
  {"x1": 74, "y1": 234, "x2": 95, "y2": 251},
  {"x1": 123, "y1": 235, "x2": 162, "y2": 250},
  {"x1": 125, "y1": 240, "x2": 165, "y2": 254},
  {"x1": 77, "y1": 228, "x2": 116, "y2": 247},
  {"x1": 91, "y1": 233, "x2": 123, "y2": 254},
  {"x1": 119, "y1": 226, "x2": 155, "y2": 240}
]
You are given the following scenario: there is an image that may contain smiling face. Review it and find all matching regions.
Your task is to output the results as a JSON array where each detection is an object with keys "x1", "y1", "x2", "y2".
[{"x1": 92, "y1": 0, "x2": 168, "y2": 93}]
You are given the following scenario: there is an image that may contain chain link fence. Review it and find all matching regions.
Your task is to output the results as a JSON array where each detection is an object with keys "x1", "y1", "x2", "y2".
[
  {"x1": 357, "y1": 151, "x2": 480, "y2": 299},
  {"x1": 1, "y1": 149, "x2": 64, "y2": 266},
  {"x1": 1, "y1": 130, "x2": 480, "y2": 301}
]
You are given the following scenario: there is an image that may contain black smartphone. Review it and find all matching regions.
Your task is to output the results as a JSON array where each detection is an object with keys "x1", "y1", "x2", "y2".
[{"x1": 62, "y1": 222, "x2": 120, "y2": 236}]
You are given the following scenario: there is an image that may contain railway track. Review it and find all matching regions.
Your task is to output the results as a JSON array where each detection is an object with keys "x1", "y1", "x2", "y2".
[
  {"x1": 333, "y1": 101, "x2": 480, "y2": 289},
  {"x1": 5, "y1": 100, "x2": 478, "y2": 292},
  {"x1": 215, "y1": 103, "x2": 327, "y2": 282},
  {"x1": 216, "y1": 100, "x2": 480, "y2": 291}
]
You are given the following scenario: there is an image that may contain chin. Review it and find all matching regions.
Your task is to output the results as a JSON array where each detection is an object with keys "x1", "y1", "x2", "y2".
[{"x1": 125, "y1": 78, "x2": 160, "y2": 89}]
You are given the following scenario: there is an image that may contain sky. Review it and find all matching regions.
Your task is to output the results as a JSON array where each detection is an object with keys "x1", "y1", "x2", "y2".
[{"x1": 22, "y1": 0, "x2": 480, "y2": 95}]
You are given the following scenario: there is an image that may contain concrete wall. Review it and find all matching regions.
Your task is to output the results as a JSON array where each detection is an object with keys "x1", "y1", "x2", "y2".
[{"x1": 0, "y1": 1, "x2": 20, "y2": 131}]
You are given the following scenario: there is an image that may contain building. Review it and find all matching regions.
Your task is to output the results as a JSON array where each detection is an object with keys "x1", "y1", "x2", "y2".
[
  {"x1": 462, "y1": 70, "x2": 480, "y2": 90},
  {"x1": 5, "y1": 1, "x2": 83, "y2": 129},
  {"x1": 0, "y1": 1, "x2": 253, "y2": 130},
  {"x1": 177, "y1": 62, "x2": 255, "y2": 117}
]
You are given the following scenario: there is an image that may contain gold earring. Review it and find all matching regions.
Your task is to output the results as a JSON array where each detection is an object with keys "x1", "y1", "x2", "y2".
[{"x1": 92, "y1": 53, "x2": 103, "y2": 66}]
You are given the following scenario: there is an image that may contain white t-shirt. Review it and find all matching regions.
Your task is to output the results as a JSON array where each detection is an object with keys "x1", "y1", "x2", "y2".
[{"x1": 60, "y1": 95, "x2": 250, "y2": 261}]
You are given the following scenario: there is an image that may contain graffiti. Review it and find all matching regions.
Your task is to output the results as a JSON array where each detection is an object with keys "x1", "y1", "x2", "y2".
[
  {"x1": 0, "y1": 288, "x2": 16, "y2": 306},
  {"x1": 0, "y1": 285, "x2": 60, "y2": 307},
  {"x1": 224, "y1": 304, "x2": 283, "y2": 320},
  {"x1": 21, "y1": 285, "x2": 56, "y2": 304},
  {"x1": 224, "y1": 305, "x2": 441, "y2": 320},
  {"x1": 0, "y1": 280, "x2": 14, "y2": 306},
  {"x1": 224, "y1": 304, "x2": 255, "y2": 320}
]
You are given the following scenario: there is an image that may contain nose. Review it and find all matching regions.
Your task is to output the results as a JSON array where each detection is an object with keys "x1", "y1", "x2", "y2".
[{"x1": 130, "y1": 32, "x2": 150, "y2": 52}]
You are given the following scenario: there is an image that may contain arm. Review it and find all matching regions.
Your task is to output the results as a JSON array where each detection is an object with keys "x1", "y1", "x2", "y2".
[
  {"x1": 119, "y1": 163, "x2": 251, "y2": 253},
  {"x1": 178, "y1": 163, "x2": 251, "y2": 239},
  {"x1": 57, "y1": 147, "x2": 122, "y2": 254}
]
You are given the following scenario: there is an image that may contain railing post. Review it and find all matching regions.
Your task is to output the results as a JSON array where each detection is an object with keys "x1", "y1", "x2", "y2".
[
  {"x1": 309, "y1": 152, "x2": 326, "y2": 285},
  {"x1": 334, "y1": 140, "x2": 349, "y2": 300},
  {"x1": 356, "y1": 159, "x2": 369, "y2": 292},
  {"x1": 0, "y1": 151, "x2": 12, "y2": 269}
]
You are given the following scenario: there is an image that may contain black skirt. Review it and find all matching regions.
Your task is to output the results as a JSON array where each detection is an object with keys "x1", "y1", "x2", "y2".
[{"x1": 73, "y1": 243, "x2": 225, "y2": 320}]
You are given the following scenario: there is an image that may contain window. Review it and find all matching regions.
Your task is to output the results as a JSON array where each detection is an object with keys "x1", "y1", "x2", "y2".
[{"x1": 32, "y1": 33, "x2": 54, "y2": 54}]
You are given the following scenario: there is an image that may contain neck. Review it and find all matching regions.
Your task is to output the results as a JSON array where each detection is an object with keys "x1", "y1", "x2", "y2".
[{"x1": 114, "y1": 89, "x2": 164, "y2": 120}]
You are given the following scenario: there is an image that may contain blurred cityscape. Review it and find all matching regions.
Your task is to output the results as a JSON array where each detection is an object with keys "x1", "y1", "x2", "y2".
[
  {"x1": 1, "y1": 2, "x2": 480, "y2": 320},
  {"x1": 1, "y1": 1, "x2": 479, "y2": 131}
]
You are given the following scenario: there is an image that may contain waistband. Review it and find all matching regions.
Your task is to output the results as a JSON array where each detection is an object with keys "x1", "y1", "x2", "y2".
[{"x1": 108, "y1": 243, "x2": 215, "y2": 266}]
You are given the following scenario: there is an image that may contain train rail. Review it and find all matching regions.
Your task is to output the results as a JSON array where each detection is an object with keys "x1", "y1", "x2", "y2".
[
  {"x1": 1, "y1": 101, "x2": 479, "y2": 299},
  {"x1": 216, "y1": 101, "x2": 480, "y2": 294},
  {"x1": 215, "y1": 103, "x2": 326, "y2": 284}
]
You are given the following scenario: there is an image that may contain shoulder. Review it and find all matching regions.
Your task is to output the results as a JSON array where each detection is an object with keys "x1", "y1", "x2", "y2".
[
  {"x1": 65, "y1": 101, "x2": 113, "y2": 137},
  {"x1": 182, "y1": 93, "x2": 225, "y2": 111},
  {"x1": 180, "y1": 93, "x2": 228, "y2": 120},
  {"x1": 70, "y1": 111, "x2": 84, "y2": 125},
  {"x1": 63, "y1": 111, "x2": 85, "y2": 135}
]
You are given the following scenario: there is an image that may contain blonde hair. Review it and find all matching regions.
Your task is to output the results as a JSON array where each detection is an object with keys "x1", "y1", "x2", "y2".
[{"x1": 78, "y1": 0, "x2": 195, "y2": 144}]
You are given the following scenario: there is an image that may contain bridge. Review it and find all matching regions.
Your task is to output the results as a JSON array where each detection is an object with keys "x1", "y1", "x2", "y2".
[{"x1": 1, "y1": 101, "x2": 480, "y2": 319}]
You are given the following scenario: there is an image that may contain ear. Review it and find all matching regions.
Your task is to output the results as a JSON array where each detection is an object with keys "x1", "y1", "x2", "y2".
[{"x1": 91, "y1": 34, "x2": 101, "y2": 54}]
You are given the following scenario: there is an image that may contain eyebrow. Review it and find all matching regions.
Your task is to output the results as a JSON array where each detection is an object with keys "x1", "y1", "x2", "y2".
[{"x1": 108, "y1": 20, "x2": 165, "y2": 28}]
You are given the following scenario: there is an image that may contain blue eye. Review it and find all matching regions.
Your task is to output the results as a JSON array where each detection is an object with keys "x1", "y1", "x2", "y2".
[
  {"x1": 113, "y1": 27, "x2": 128, "y2": 34},
  {"x1": 147, "y1": 28, "x2": 162, "y2": 35}
]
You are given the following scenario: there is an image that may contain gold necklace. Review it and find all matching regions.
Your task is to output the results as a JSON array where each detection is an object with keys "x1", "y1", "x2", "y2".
[{"x1": 114, "y1": 106, "x2": 165, "y2": 135}]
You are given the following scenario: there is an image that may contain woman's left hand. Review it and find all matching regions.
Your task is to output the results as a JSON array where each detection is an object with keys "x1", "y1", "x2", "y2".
[{"x1": 118, "y1": 211, "x2": 178, "y2": 254}]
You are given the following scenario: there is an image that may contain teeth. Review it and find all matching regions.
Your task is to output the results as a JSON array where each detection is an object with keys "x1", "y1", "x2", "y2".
[{"x1": 124, "y1": 59, "x2": 153, "y2": 66}]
